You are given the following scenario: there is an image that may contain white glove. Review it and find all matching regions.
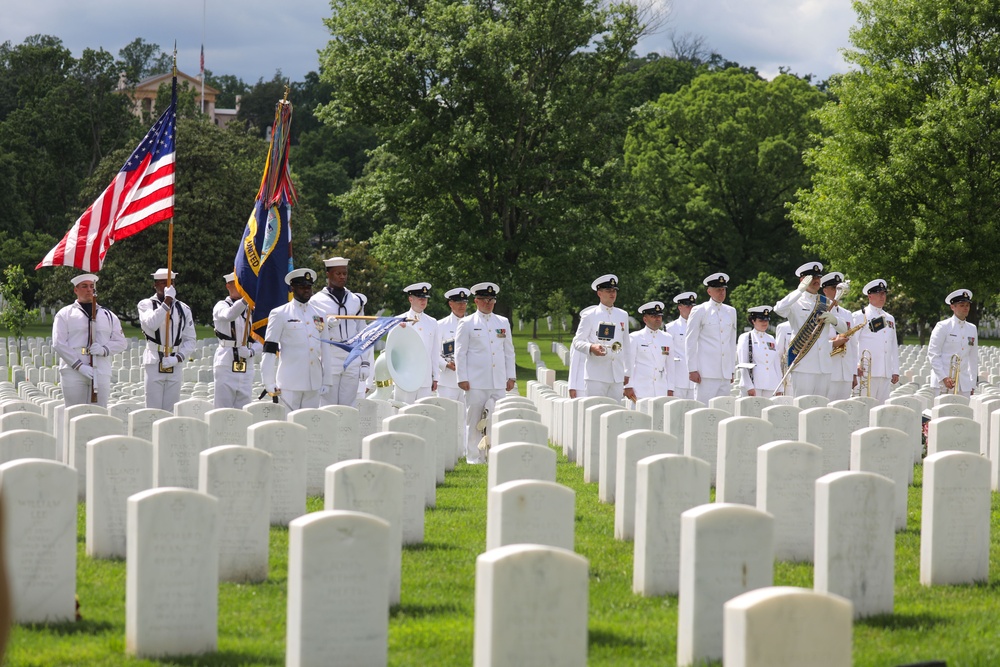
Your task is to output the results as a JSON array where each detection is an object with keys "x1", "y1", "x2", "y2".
[
  {"x1": 237, "y1": 345, "x2": 252, "y2": 360},
  {"x1": 819, "y1": 312, "x2": 839, "y2": 326},
  {"x1": 87, "y1": 345, "x2": 109, "y2": 357},
  {"x1": 319, "y1": 384, "x2": 331, "y2": 396},
  {"x1": 264, "y1": 383, "x2": 277, "y2": 395},
  {"x1": 160, "y1": 355, "x2": 179, "y2": 368},
  {"x1": 164, "y1": 285, "x2": 177, "y2": 300},
  {"x1": 79, "y1": 364, "x2": 95, "y2": 380},
  {"x1": 797, "y1": 275, "x2": 813, "y2": 292}
]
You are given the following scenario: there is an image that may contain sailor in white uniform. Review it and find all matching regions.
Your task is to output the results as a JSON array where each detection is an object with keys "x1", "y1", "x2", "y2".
[
  {"x1": 395, "y1": 282, "x2": 440, "y2": 404},
  {"x1": 437, "y1": 287, "x2": 470, "y2": 404},
  {"x1": 212, "y1": 272, "x2": 262, "y2": 409},
  {"x1": 138, "y1": 268, "x2": 196, "y2": 412},
  {"x1": 736, "y1": 306, "x2": 782, "y2": 397},
  {"x1": 820, "y1": 271, "x2": 858, "y2": 401},
  {"x1": 309, "y1": 256, "x2": 366, "y2": 407},
  {"x1": 665, "y1": 292, "x2": 697, "y2": 400},
  {"x1": 852, "y1": 278, "x2": 900, "y2": 404},
  {"x1": 684, "y1": 273, "x2": 737, "y2": 404},
  {"x1": 52, "y1": 274, "x2": 127, "y2": 407},
  {"x1": 928, "y1": 289, "x2": 979, "y2": 397},
  {"x1": 568, "y1": 306, "x2": 595, "y2": 398},
  {"x1": 572, "y1": 274, "x2": 632, "y2": 400},
  {"x1": 626, "y1": 301, "x2": 674, "y2": 401}
]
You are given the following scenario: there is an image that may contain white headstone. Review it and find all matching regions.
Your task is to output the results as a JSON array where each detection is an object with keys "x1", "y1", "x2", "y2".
[
  {"x1": 757, "y1": 441, "x2": 822, "y2": 562},
  {"x1": 614, "y1": 429, "x2": 679, "y2": 540},
  {"x1": 574, "y1": 396, "x2": 618, "y2": 469},
  {"x1": 492, "y1": 418, "x2": 548, "y2": 448},
  {"x1": 828, "y1": 399, "x2": 867, "y2": 434},
  {"x1": 152, "y1": 416, "x2": 210, "y2": 489},
  {"x1": 683, "y1": 408, "x2": 728, "y2": 484},
  {"x1": 599, "y1": 409, "x2": 651, "y2": 503},
  {"x1": 582, "y1": 404, "x2": 622, "y2": 483},
  {"x1": 362, "y1": 432, "x2": 425, "y2": 544},
  {"x1": 716, "y1": 416, "x2": 774, "y2": 506},
  {"x1": 486, "y1": 479, "x2": 575, "y2": 551},
  {"x1": 417, "y1": 395, "x2": 464, "y2": 469},
  {"x1": 173, "y1": 397, "x2": 214, "y2": 420},
  {"x1": 383, "y1": 413, "x2": 437, "y2": 507},
  {"x1": 319, "y1": 404, "x2": 363, "y2": 469},
  {"x1": 793, "y1": 394, "x2": 829, "y2": 409},
  {"x1": 247, "y1": 421, "x2": 308, "y2": 526},
  {"x1": 926, "y1": 416, "x2": 979, "y2": 456},
  {"x1": 128, "y1": 408, "x2": 171, "y2": 442},
  {"x1": 487, "y1": 442, "x2": 556, "y2": 491},
  {"x1": 870, "y1": 404, "x2": 922, "y2": 467},
  {"x1": 708, "y1": 395, "x2": 735, "y2": 414},
  {"x1": 664, "y1": 399, "x2": 704, "y2": 444},
  {"x1": 243, "y1": 400, "x2": 288, "y2": 423},
  {"x1": 68, "y1": 413, "x2": 124, "y2": 499},
  {"x1": 288, "y1": 408, "x2": 352, "y2": 496},
  {"x1": 850, "y1": 427, "x2": 911, "y2": 531},
  {"x1": 734, "y1": 395, "x2": 772, "y2": 419},
  {"x1": 0, "y1": 410, "x2": 48, "y2": 434},
  {"x1": 205, "y1": 407, "x2": 253, "y2": 447},
  {"x1": 0, "y1": 428, "x2": 58, "y2": 464},
  {"x1": 60, "y1": 403, "x2": 107, "y2": 462},
  {"x1": 86, "y1": 436, "x2": 154, "y2": 559},
  {"x1": 799, "y1": 407, "x2": 851, "y2": 474},
  {"x1": 358, "y1": 398, "x2": 394, "y2": 441},
  {"x1": 761, "y1": 404, "x2": 801, "y2": 441}
]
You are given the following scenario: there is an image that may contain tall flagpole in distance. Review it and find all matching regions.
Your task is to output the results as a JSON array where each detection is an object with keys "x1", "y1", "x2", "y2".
[
  {"x1": 200, "y1": 0, "x2": 206, "y2": 114},
  {"x1": 162, "y1": 44, "x2": 178, "y2": 371}
]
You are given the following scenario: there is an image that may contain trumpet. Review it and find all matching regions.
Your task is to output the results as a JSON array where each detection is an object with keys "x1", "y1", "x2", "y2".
[
  {"x1": 857, "y1": 350, "x2": 872, "y2": 398},
  {"x1": 948, "y1": 354, "x2": 961, "y2": 395},
  {"x1": 831, "y1": 316, "x2": 867, "y2": 357}
]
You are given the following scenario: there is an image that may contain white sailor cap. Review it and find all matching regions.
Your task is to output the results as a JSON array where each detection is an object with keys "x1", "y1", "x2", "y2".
[
  {"x1": 403, "y1": 282, "x2": 432, "y2": 298},
  {"x1": 444, "y1": 287, "x2": 470, "y2": 302},
  {"x1": 71, "y1": 274, "x2": 98, "y2": 286},
  {"x1": 703, "y1": 273, "x2": 729, "y2": 287},
  {"x1": 284, "y1": 268, "x2": 317, "y2": 286},
  {"x1": 795, "y1": 262, "x2": 824, "y2": 278},
  {"x1": 151, "y1": 268, "x2": 177, "y2": 280},
  {"x1": 946, "y1": 289, "x2": 972, "y2": 305},
  {"x1": 323, "y1": 256, "x2": 349, "y2": 268},
  {"x1": 591, "y1": 274, "x2": 619, "y2": 290},
  {"x1": 820, "y1": 272, "x2": 844, "y2": 289},
  {"x1": 638, "y1": 301, "x2": 665, "y2": 316},
  {"x1": 673, "y1": 291, "x2": 697, "y2": 306},
  {"x1": 747, "y1": 305, "x2": 772, "y2": 320},
  {"x1": 223, "y1": 272, "x2": 236, "y2": 283},
  {"x1": 472, "y1": 282, "x2": 500, "y2": 298},
  {"x1": 863, "y1": 278, "x2": 887, "y2": 294}
]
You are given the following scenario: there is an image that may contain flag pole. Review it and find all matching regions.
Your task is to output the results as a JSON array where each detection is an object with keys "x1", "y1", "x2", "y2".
[{"x1": 163, "y1": 44, "x2": 178, "y2": 366}]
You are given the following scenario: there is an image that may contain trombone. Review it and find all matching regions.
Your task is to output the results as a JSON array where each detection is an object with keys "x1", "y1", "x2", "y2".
[
  {"x1": 948, "y1": 354, "x2": 961, "y2": 395},
  {"x1": 857, "y1": 350, "x2": 872, "y2": 398}
]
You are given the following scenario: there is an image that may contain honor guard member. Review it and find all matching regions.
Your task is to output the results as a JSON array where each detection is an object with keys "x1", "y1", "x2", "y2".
[
  {"x1": 626, "y1": 301, "x2": 674, "y2": 401},
  {"x1": 396, "y1": 282, "x2": 441, "y2": 403},
  {"x1": 665, "y1": 292, "x2": 697, "y2": 399},
  {"x1": 438, "y1": 287, "x2": 470, "y2": 403},
  {"x1": 928, "y1": 289, "x2": 979, "y2": 396},
  {"x1": 852, "y1": 279, "x2": 900, "y2": 404},
  {"x1": 309, "y1": 256, "x2": 366, "y2": 407},
  {"x1": 684, "y1": 273, "x2": 737, "y2": 404},
  {"x1": 53, "y1": 274, "x2": 127, "y2": 407},
  {"x1": 572, "y1": 274, "x2": 632, "y2": 400},
  {"x1": 736, "y1": 307, "x2": 783, "y2": 397},
  {"x1": 821, "y1": 271, "x2": 858, "y2": 401},
  {"x1": 261, "y1": 268, "x2": 334, "y2": 411},
  {"x1": 212, "y1": 272, "x2": 262, "y2": 409},
  {"x1": 355, "y1": 293, "x2": 374, "y2": 402},
  {"x1": 774, "y1": 319, "x2": 794, "y2": 396},
  {"x1": 568, "y1": 306, "x2": 596, "y2": 398},
  {"x1": 138, "y1": 268, "x2": 196, "y2": 411},
  {"x1": 773, "y1": 262, "x2": 847, "y2": 398},
  {"x1": 455, "y1": 282, "x2": 516, "y2": 464}
]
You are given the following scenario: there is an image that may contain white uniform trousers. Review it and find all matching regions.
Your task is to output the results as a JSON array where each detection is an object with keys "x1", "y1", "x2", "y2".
[
  {"x1": 789, "y1": 371, "x2": 827, "y2": 399},
  {"x1": 672, "y1": 388, "x2": 693, "y2": 400},
  {"x1": 868, "y1": 377, "x2": 891, "y2": 404},
  {"x1": 694, "y1": 378, "x2": 730, "y2": 405},
  {"x1": 586, "y1": 380, "x2": 623, "y2": 400},
  {"x1": 437, "y1": 385, "x2": 464, "y2": 402},
  {"x1": 321, "y1": 365, "x2": 361, "y2": 408},
  {"x1": 214, "y1": 366, "x2": 254, "y2": 409},
  {"x1": 742, "y1": 388, "x2": 776, "y2": 399},
  {"x1": 144, "y1": 363, "x2": 182, "y2": 412},
  {"x1": 60, "y1": 369, "x2": 110, "y2": 408},
  {"x1": 394, "y1": 385, "x2": 432, "y2": 405},
  {"x1": 281, "y1": 389, "x2": 320, "y2": 412},
  {"x1": 827, "y1": 380, "x2": 852, "y2": 402},
  {"x1": 465, "y1": 387, "x2": 504, "y2": 464}
]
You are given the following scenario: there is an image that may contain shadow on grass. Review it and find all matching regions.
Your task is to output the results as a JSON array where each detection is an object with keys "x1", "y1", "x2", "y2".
[
  {"x1": 153, "y1": 650, "x2": 282, "y2": 666},
  {"x1": 22, "y1": 618, "x2": 115, "y2": 635},
  {"x1": 589, "y1": 628, "x2": 645, "y2": 648},
  {"x1": 391, "y1": 601, "x2": 465, "y2": 618},
  {"x1": 858, "y1": 611, "x2": 948, "y2": 630},
  {"x1": 404, "y1": 541, "x2": 460, "y2": 552}
]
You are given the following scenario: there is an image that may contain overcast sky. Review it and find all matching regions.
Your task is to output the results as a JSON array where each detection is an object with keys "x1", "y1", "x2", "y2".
[{"x1": 2, "y1": 0, "x2": 857, "y2": 84}]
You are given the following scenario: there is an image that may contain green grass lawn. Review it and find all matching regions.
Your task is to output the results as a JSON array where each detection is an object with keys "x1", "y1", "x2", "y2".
[{"x1": 7, "y1": 460, "x2": 1000, "y2": 666}]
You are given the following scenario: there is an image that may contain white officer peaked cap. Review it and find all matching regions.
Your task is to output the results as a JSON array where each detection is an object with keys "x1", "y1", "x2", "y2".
[
  {"x1": 223, "y1": 272, "x2": 236, "y2": 283},
  {"x1": 591, "y1": 274, "x2": 619, "y2": 290},
  {"x1": 673, "y1": 291, "x2": 697, "y2": 305},
  {"x1": 284, "y1": 268, "x2": 317, "y2": 285},
  {"x1": 638, "y1": 301, "x2": 665, "y2": 316},
  {"x1": 820, "y1": 272, "x2": 844, "y2": 288},
  {"x1": 71, "y1": 274, "x2": 98, "y2": 286},
  {"x1": 151, "y1": 268, "x2": 177, "y2": 280},
  {"x1": 703, "y1": 273, "x2": 729, "y2": 287},
  {"x1": 403, "y1": 282, "x2": 432, "y2": 297},
  {"x1": 864, "y1": 278, "x2": 887, "y2": 294},
  {"x1": 471, "y1": 282, "x2": 500, "y2": 297},
  {"x1": 323, "y1": 256, "x2": 349, "y2": 268},
  {"x1": 444, "y1": 287, "x2": 470, "y2": 301},
  {"x1": 795, "y1": 262, "x2": 824, "y2": 278},
  {"x1": 946, "y1": 289, "x2": 973, "y2": 305},
  {"x1": 748, "y1": 306, "x2": 772, "y2": 317}
]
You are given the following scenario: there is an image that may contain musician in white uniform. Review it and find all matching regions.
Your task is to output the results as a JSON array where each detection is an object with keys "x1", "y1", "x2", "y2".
[
  {"x1": 437, "y1": 287, "x2": 470, "y2": 403},
  {"x1": 138, "y1": 268, "x2": 196, "y2": 412},
  {"x1": 309, "y1": 256, "x2": 366, "y2": 407},
  {"x1": 625, "y1": 301, "x2": 674, "y2": 401},
  {"x1": 572, "y1": 274, "x2": 632, "y2": 400},
  {"x1": 928, "y1": 289, "x2": 979, "y2": 397},
  {"x1": 568, "y1": 306, "x2": 595, "y2": 398},
  {"x1": 665, "y1": 292, "x2": 697, "y2": 400},
  {"x1": 820, "y1": 271, "x2": 858, "y2": 401},
  {"x1": 773, "y1": 262, "x2": 847, "y2": 398},
  {"x1": 212, "y1": 272, "x2": 262, "y2": 409},
  {"x1": 736, "y1": 306, "x2": 782, "y2": 397},
  {"x1": 53, "y1": 274, "x2": 127, "y2": 407},
  {"x1": 684, "y1": 273, "x2": 737, "y2": 404},
  {"x1": 852, "y1": 279, "x2": 900, "y2": 404},
  {"x1": 395, "y1": 282, "x2": 440, "y2": 404},
  {"x1": 455, "y1": 282, "x2": 516, "y2": 464},
  {"x1": 261, "y1": 268, "x2": 334, "y2": 411}
]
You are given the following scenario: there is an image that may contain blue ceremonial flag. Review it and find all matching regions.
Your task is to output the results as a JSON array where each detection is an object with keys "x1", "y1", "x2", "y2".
[
  {"x1": 326, "y1": 316, "x2": 407, "y2": 368},
  {"x1": 234, "y1": 98, "x2": 298, "y2": 341}
]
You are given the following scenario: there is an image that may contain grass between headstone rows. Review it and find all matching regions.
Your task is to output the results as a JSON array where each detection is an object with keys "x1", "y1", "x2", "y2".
[{"x1": 8, "y1": 456, "x2": 1000, "y2": 666}]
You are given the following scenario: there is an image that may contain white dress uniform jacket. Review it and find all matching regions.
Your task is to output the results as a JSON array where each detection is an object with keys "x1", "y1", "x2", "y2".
[
  {"x1": 773, "y1": 290, "x2": 847, "y2": 374},
  {"x1": 852, "y1": 304, "x2": 900, "y2": 379},
  {"x1": 138, "y1": 295, "x2": 196, "y2": 365},
  {"x1": 402, "y1": 309, "x2": 440, "y2": 388},
  {"x1": 53, "y1": 302, "x2": 128, "y2": 378},
  {"x1": 736, "y1": 330, "x2": 782, "y2": 394},
  {"x1": 928, "y1": 315, "x2": 979, "y2": 393},
  {"x1": 212, "y1": 297, "x2": 263, "y2": 407},
  {"x1": 455, "y1": 310, "x2": 516, "y2": 389},
  {"x1": 309, "y1": 287, "x2": 366, "y2": 371},
  {"x1": 827, "y1": 304, "x2": 857, "y2": 383},
  {"x1": 572, "y1": 305, "x2": 632, "y2": 383},
  {"x1": 664, "y1": 316, "x2": 693, "y2": 395},
  {"x1": 684, "y1": 300, "x2": 737, "y2": 380},
  {"x1": 437, "y1": 312, "x2": 464, "y2": 390},
  {"x1": 264, "y1": 299, "x2": 333, "y2": 391},
  {"x1": 626, "y1": 327, "x2": 674, "y2": 399}
]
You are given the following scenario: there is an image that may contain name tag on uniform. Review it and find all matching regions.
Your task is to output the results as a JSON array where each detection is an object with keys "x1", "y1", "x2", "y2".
[
  {"x1": 869, "y1": 316, "x2": 885, "y2": 333},
  {"x1": 597, "y1": 323, "x2": 615, "y2": 341},
  {"x1": 495, "y1": 329, "x2": 507, "y2": 338},
  {"x1": 288, "y1": 319, "x2": 300, "y2": 323}
]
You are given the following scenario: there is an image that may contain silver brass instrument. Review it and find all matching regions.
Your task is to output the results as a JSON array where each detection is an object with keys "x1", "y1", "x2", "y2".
[
  {"x1": 948, "y1": 354, "x2": 961, "y2": 395},
  {"x1": 858, "y1": 349, "x2": 872, "y2": 398}
]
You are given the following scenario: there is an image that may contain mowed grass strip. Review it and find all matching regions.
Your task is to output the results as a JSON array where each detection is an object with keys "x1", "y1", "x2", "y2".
[{"x1": 9, "y1": 443, "x2": 1000, "y2": 664}]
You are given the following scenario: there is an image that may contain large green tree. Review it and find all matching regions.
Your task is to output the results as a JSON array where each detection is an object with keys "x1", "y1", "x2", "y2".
[
  {"x1": 623, "y1": 69, "x2": 827, "y2": 291},
  {"x1": 318, "y1": 0, "x2": 646, "y2": 317},
  {"x1": 790, "y1": 0, "x2": 1000, "y2": 329}
]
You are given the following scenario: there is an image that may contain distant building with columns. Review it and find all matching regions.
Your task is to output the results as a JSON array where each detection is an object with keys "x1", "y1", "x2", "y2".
[{"x1": 117, "y1": 69, "x2": 240, "y2": 128}]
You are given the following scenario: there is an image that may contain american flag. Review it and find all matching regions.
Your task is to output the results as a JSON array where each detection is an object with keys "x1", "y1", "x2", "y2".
[{"x1": 36, "y1": 97, "x2": 176, "y2": 271}]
